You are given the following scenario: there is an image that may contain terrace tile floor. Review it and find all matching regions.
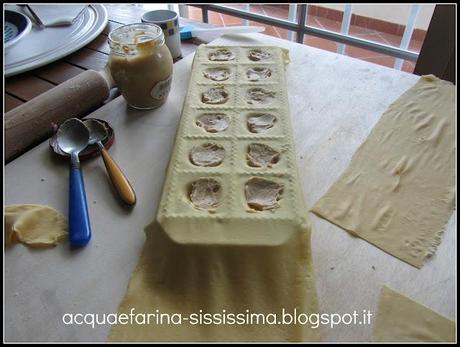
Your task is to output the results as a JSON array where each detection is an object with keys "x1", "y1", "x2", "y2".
[{"x1": 187, "y1": 5, "x2": 423, "y2": 73}]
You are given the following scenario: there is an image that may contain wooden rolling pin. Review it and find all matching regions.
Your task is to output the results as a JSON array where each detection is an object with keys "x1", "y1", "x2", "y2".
[{"x1": 5, "y1": 69, "x2": 115, "y2": 162}]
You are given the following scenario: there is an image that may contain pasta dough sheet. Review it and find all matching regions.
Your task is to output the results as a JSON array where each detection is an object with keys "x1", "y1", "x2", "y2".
[
  {"x1": 109, "y1": 222, "x2": 320, "y2": 342},
  {"x1": 372, "y1": 286, "x2": 455, "y2": 342},
  {"x1": 312, "y1": 75, "x2": 455, "y2": 268},
  {"x1": 5, "y1": 204, "x2": 67, "y2": 247}
]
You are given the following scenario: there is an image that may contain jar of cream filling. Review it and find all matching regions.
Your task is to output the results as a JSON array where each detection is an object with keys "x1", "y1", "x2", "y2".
[{"x1": 108, "y1": 23, "x2": 173, "y2": 109}]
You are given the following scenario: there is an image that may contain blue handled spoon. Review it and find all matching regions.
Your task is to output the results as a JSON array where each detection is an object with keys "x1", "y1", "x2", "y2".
[{"x1": 56, "y1": 118, "x2": 92, "y2": 248}]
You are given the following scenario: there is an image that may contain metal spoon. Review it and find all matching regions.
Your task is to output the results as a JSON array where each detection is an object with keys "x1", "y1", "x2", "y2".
[
  {"x1": 56, "y1": 118, "x2": 92, "y2": 248},
  {"x1": 84, "y1": 119, "x2": 137, "y2": 206}
]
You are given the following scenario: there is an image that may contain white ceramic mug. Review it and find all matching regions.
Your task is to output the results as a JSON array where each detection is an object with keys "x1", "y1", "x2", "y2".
[{"x1": 141, "y1": 10, "x2": 182, "y2": 60}]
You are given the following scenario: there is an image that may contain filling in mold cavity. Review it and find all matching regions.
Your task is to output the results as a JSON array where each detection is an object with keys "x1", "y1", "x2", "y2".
[
  {"x1": 202, "y1": 87, "x2": 229, "y2": 104},
  {"x1": 246, "y1": 88, "x2": 275, "y2": 105},
  {"x1": 190, "y1": 143, "x2": 225, "y2": 167},
  {"x1": 245, "y1": 177, "x2": 283, "y2": 211},
  {"x1": 208, "y1": 49, "x2": 235, "y2": 61},
  {"x1": 189, "y1": 178, "x2": 222, "y2": 210},
  {"x1": 246, "y1": 67, "x2": 272, "y2": 81},
  {"x1": 247, "y1": 114, "x2": 277, "y2": 133},
  {"x1": 203, "y1": 67, "x2": 231, "y2": 81},
  {"x1": 248, "y1": 49, "x2": 272, "y2": 61},
  {"x1": 196, "y1": 113, "x2": 229, "y2": 133},
  {"x1": 247, "y1": 143, "x2": 280, "y2": 168}
]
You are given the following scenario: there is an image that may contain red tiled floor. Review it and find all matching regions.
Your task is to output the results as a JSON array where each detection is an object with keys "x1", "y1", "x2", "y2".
[
  {"x1": 310, "y1": 15, "x2": 341, "y2": 32},
  {"x1": 402, "y1": 60, "x2": 415, "y2": 73},
  {"x1": 249, "y1": 21, "x2": 280, "y2": 39},
  {"x1": 207, "y1": 11, "x2": 224, "y2": 26},
  {"x1": 348, "y1": 24, "x2": 376, "y2": 36},
  {"x1": 187, "y1": 5, "x2": 425, "y2": 73},
  {"x1": 249, "y1": 4, "x2": 265, "y2": 15},
  {"x1": 276, "y1": 27, "x2": 289, "y2": 40},
  {"x1": 303, "y1": 35, "x2": 338, "y2": 53},
  {"x1": 187, "y1": 6, "x2": 202, "y2": 22},
  {"x1": 361, "y1": 55, "x2": 396, "y2": 69},
  {"x1": 374, "y1": 31, "x2": 402, "y2": 47},
  {"x1": 221, "y1": 13, "x2": 244, "y2": 26},
  {"x1": 225, "y1": 4, "x2": 247, "y2": 10},
  {"x1": 262, "y1": 4, "x2": 289, "y2": 20},
  {"x1": 345, "y1": 45, "x2": 382, "y2": 59}
]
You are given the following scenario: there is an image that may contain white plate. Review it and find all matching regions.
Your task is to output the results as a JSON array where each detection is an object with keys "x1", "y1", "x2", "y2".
[{"x1": 4, "y1": 5, "x2": 108, "y2": 77}]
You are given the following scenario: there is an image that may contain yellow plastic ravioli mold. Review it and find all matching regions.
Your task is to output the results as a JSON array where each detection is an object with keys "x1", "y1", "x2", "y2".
[{"x1": 156, "y1": 45, "x2": 309, "y2": 246}]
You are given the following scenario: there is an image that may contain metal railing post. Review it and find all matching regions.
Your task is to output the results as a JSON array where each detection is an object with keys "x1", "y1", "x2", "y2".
[
  {"x1": 202, "y1": 6, "x2": 209, "y2": 23},
  {"x1": 337, "y1": 4, "x2": 353, "y2": 55},
  {"x1": 296, "y1": 4, "x2": 307, "y2": 43},
  {"x1": 394, "y1": 4, "x2": 420, "y2": 70},
  {"x1": 243, "y1": 4, "x2": 250, "y2": 26},
  {"x1": 287, "y1": 4, "x2": 298, "y2": 41}
]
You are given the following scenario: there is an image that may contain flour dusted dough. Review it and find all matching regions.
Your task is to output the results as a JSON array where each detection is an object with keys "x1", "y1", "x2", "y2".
[
  {"x1": 109, "y1": 222, "x2": 319, "y2": 342},
  {"x1": 312, "y1": 76, "x2": 455, "y2": 268},
  {"x1": 5, "y1": 204, "x2": 67, "y2": 247},
  {"x1": 371, "y1": 286, "x2": 455, "y2": 342}
]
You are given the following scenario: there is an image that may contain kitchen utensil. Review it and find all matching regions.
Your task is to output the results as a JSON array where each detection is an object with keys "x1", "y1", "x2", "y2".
[
  {"x1": 50, "y1": 118, "x2": 115, "y2": 160},
  {"x1": 23, "y1": 5, "x2": 44, "y2": 27},
  {"x1": 85, "y1": 119, "x2": 136, "y2": 206},
  {"x1": 5, "y1": 69, "x2": 113, "y2": 163},
  {"x1": 25, "y1": 4, "x2": 87, "y2": 27},
  {"x1": 180, "y1": 25, "x2": 265, "y2": 40},
  {"x1": 56, "y1": 118, "x2": 92, "y2": 248}
]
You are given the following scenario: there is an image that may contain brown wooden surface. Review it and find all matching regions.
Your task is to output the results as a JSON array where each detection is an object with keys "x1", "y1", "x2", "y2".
[{"x1": 4, "y1": 4, "x2": 212, "y2": 112}]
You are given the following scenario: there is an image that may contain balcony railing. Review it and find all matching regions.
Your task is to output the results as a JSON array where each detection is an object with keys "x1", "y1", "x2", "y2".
[{"x1": 187, "y1": 4, "x2": 421, "y2": 67}]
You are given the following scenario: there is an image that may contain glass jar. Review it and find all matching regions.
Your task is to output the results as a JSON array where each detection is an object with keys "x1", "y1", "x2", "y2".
[{"x1": 108, "y1": 23, "x2": 173, "y2": 109}]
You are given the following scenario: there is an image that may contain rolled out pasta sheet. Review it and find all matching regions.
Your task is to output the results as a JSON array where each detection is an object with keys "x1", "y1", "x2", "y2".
[
  {"x1": 371, "y1": 286, "x2": 455, "y2": 342},
  {"x1": 312, "y1": 75, "x2": 455, "y2": 268}
]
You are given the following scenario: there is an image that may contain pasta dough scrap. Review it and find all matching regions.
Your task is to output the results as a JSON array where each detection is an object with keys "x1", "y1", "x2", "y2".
[
  {"x1": 312, "y1": 75, "x2": 455, "y2": 268},
  {"x1": 109, "y1": 222, "x2": 320, "y2": 342},
  {"x1": 5, "y1": 204, "x2": 67, "y2": 247},
  {"x1": 371, "y1": 286, "x2": 455, "y2": 342}
]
